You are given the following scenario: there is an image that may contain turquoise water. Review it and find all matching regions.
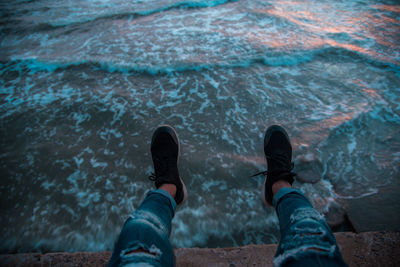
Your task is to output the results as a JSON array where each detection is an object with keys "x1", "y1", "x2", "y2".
[{"x1": 0, "y1": 0, "x2": 399, "y2": 253}]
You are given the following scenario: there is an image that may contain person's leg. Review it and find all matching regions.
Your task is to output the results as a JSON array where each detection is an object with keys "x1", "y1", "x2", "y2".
[
  {"x1": 272, "y1": 183, "x2": 347, "y2": 266},
  {"x1": 108, "y1": 187, "x2": 176, "y2": 266},
  {"x1": 256, "y1": 125, "x2": 347, "y2": 266},
  {"x1": 108, "y1": 125, "x2": 187, "y2": 267}
]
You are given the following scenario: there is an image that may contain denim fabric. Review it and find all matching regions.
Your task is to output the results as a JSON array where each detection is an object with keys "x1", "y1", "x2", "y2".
[
  {"x1": 273, "y1": 188, "x2": 348, "y2": 267},
  {"x1": 109, "y1": 187, "x2": 347, "y2": 267},
  {"x1": 108, "y1": 189, "x2": 177, "y2": 267}
]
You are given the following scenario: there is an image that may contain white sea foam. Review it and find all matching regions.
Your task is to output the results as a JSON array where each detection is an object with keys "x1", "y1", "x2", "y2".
[{"x1": 0, "y1": 0, "x2": 399, "y2": 254}]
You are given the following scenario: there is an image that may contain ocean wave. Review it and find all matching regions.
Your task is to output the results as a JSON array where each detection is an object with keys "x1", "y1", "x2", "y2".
[
  {"x1": 2, "y1": 46, "x2": 398, "y2": 76},
  {"x1": 18, "y1": 0, "x2": 238, "y2": 30}
]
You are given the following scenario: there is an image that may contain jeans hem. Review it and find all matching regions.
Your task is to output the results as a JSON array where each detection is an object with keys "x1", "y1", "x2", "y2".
[
  {"x1": 149, "y1": 189, "x2": 177, "y2": 215},
  {"x1": 272, "y1": 188, "x2": 304, "y2": 208}
]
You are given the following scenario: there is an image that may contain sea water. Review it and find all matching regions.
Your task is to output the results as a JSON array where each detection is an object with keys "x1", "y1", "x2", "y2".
[{"x1": 0, "y1": 0, "x2": 399, "y2": 253}]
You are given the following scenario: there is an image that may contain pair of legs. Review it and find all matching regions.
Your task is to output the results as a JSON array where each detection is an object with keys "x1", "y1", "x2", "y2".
[{"x1": 108, "y1": 125, "x2": 348, "y2": 266}]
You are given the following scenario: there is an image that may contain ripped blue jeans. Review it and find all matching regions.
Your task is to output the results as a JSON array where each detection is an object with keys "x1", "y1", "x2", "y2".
[
  {"x1": 273, "y1": 188, "x2": 348, "y2": 267},
  {"x1": 108, "y1": 188, "x2": 347, "y2": 266},
  {"x1": 108, "y1": 189, "x2": 176, "y2": 267}
]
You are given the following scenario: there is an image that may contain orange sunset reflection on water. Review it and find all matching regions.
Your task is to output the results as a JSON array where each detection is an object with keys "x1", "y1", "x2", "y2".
[{"x1": 243, "y1": 1, "x2": 400, "y2": 65}]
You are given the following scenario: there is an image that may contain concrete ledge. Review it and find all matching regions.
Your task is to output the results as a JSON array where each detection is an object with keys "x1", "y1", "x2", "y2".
[{"x1": 1, "y1": 232, "x2": 399, "y2": 266}]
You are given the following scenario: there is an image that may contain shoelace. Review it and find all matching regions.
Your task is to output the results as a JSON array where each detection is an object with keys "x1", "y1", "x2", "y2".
[
  {"x1": 148, "y1": 173, "x2": 158, "y2": 181},
  {"x1": 250, "y1": 154, "x2": 296, "y2": 178},
  {"x1": 149, "y1": 154, "x2": 175, "y2": 182}
]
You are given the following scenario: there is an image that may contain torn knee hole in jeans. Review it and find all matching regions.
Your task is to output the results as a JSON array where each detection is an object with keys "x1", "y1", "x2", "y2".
[
  {"x1": 281, "y1": 228, "x2": 331, "y2": 254},
  {"x1": 125, "y1": 248, "x2": 158, "y2": 256},
  {"x1": 121, "y1": 243, "x2": 162, "y2": 258},
  {"x1": 290, "y1": 207, "x2": 324, "y2": 224},
  {"x1": 304, "y1": 246, "x2": 330, "y2": 252},
  {"x1": 274, "y1": 244, "x2": 336, "y2": 266},
  {"x1": 299, "y1": 232, "x2": 323, "y2": 238},
  {"x1": 293, "y1": 224, "x2": 327, "y2": 239}
]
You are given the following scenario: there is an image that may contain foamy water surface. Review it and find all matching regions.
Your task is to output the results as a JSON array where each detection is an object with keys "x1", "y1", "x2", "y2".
[{"x1": 1, "y1": 0, "x2": 399, "y2": 252}]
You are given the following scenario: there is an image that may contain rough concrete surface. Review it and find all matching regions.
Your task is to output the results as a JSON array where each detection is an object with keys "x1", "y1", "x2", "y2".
[{"x1": 0, "y1": 232, "x2": 399, "y2": 267}]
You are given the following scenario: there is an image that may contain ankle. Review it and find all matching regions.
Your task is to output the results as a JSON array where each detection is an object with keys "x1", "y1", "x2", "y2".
[
  {"x1": 272, "y1": 180, "x2": 292, "y2": 196},
  {"x1": 160, "y1": 183, "x2": 177, "y2": 198}
]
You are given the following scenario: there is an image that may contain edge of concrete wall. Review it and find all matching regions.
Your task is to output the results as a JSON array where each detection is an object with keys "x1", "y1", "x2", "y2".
[{"x1": 1, "y1": 231, "x2": 399, "y2": 267}]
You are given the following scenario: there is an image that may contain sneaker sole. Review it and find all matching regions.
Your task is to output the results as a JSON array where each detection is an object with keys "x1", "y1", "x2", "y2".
[
  {"x1": 153, "y1": 124, "x2": 188, "y2": 205},
  {"x1": 261, "y1": 125, "x2": 290, "y2": 206}
]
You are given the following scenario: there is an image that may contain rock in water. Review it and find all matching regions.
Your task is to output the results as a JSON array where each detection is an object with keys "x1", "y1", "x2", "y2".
[{"x1": 294, "y1": 153, "x2": 322, "y2": 184}]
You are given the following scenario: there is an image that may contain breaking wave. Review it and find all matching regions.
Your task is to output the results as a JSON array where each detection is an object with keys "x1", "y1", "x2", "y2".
[{"x1": 3, "y1": 46, "x2": 398, "y2": 76}]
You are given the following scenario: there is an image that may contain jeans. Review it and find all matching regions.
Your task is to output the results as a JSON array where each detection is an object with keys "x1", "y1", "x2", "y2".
[
  {"x1": 273, "y1": 188, "x2": 348, "y2": 266},
  {"x1": 108, "y1": 189, "x2": 177, "y2": 267},
  {"x1": 109, "y1": 188, "x2": 347, "y2": 267}
]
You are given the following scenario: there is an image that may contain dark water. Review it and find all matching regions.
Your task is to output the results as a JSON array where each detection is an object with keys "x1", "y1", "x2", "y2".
[{"x1": 0, "y1": 0, "x2": 399, "y2": 253}]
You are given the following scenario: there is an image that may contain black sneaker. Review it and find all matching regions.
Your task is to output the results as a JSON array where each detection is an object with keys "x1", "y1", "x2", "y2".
[
  {"x1": 252, "y1": 125, "x2": 296, "y2": 206},
  {"x1": 149, "y1": 125, "x2": 187, "y2": 205}
]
